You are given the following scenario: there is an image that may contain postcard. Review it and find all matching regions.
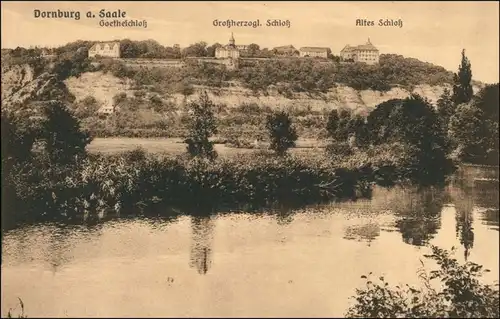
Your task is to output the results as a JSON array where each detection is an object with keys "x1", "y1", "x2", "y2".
[{"x1": 1, "y1": 1, "x2": 499, "y2": 318}]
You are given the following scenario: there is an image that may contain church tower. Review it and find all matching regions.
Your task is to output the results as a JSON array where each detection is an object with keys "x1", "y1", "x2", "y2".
[{"x1": 229, "y1": 32, "x2": 235, "y2": 46}]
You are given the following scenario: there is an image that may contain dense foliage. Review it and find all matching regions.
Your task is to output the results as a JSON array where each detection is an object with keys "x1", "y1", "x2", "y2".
[
  {"x1": 184, "y1": 92, "x2": 218, "y2": 160},
  {"x1": 324, "y1": 95, "x2": 456, "y2": 186},
  {"x1": 346, "y1": 246, "x2": 500, "y2": 318},
  {"x1": 450, "y1": 84, "x2": 499, "y2": 165},
  {"x1": 4, "y1": 95, "x2": 458, "y2": 228},
  {"x1": 2, "y1": 149, "x2": 378, "y2": 229},
  {"x1": 41, "y1": 101, "x2": 92, "y2": 164},
  {"x1": 266, "y1": 111, "x2": 298, "y2": 155}
]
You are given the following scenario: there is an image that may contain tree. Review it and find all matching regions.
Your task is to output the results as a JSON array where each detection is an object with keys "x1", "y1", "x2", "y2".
[
  {"x1": 185, "y1": 92, "x2": 218, "y2": 160},
  {"x1": 348, "y1": 114, "x2": 369, "y2": 147},
  {"x1": 120, "y1": 39, "x2": 140, "y2": 58},
  {"x1": 338, "y1": 109, "x2": 352, "y2": 141},
  {"x1": 436, "y1": 88, "x2": 454, "y2": 131},
  {"x1": 41, "y1": 101, "x2": 92, "y2": 165},
  {"x1": 246, "y1": 43, "x2": 260, "y2": 57},
  {"x1": 475, "y1": 84, "x2": 499, "y2": 164},
  {"x1": 326, "y1": 109, "x2": 340, "y2": 139},
  {"x1": 206, "y1": 43, "x2": 222, "y2": 57},
  {"x1": 452, "y1": 49, "x2": 474, "y2": 105},
  {"x1": 74, "y1": 96, "x2": 100, "y2": 118},
  {"x1": 368, "y1": 95, "x2": 454, "y2": 185},
  {"x1": 449, "y1": 84, "x2": 499, "y2": 164},
  {"x1": 1, "y1": 111, "x2": 37, "y2": 164},
  {"x1": 266, "y1": 111, "x2": 298, "y2": 156},
  {"x1": 164, "y1": 46, "x2": 181, "y2": 59},
  {"x1": 181, "y1": 42, "x2": 208, "y2": 58}
]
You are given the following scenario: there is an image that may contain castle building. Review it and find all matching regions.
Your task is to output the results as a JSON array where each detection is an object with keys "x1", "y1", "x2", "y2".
[
  {"x1": 88, "y1": 41, "x2": 121, "y2": 58},
  {"x1": 340, "y1": 38, "x2": 379, "y2": 64},
  {"x1": 215, "y1": 33, "x2": 240, "y2": 59},
  {"x1": 299, "y1": 47, "x2": 331, "y2": 58}
]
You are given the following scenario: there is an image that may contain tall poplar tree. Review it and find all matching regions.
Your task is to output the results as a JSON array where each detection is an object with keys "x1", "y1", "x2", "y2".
[{"x1": 452, "y1": 49, "x2": 474, "y2": 105}]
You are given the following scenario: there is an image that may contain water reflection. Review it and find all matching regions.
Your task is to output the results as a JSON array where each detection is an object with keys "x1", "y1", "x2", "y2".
[
  {"x1": 473, "y1": 181, "x2": 499, "y2": 232},
  {"x1": 343, "y1": 222, "x2": 380, "y2": 245},
  {"x1": 275, "y1": 206, "x2": 295, "y2": 226},
  {"x1": 450, "y1": 186, "x2": 475, "y2": 261},
  {"x1": 189, "y1": 216, "x2": 215, "y2": 275},
  {"x1": 2, "y1": 175, "x2": 499, "y2": 318},
  {"x1": 1, "y1": 223, "x2": 105, "y2": 270},
  {"x1": 392, "y1": 188, "x2": 445, "y2": 247}
]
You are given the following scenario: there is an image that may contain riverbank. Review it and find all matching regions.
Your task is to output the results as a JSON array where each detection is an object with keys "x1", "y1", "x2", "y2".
[{"x1": 4, "y1": 142, "x2": 441, "y2": 230}]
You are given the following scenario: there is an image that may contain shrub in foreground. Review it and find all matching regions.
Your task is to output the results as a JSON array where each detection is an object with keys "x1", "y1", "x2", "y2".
[{"x1": 346, "y1": 246, "x2": 500, "y2": 318}]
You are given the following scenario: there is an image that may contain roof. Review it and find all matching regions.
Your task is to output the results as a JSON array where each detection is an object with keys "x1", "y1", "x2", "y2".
[
  {"x1": 341, "y1": 39, "x2": 379, "y2": 52},
  {"x1": 356, "y1": 43, "x2": 378, "y2": 51},
  {"x1": 90, "y1": 41, "x2": 120, "y2": 50},
  {"x1": 341, "y1": 45, "x2": 354, "y2": 52},
  {"x1": 274, "y1": 45, "x2": 296, "y2": 50},
  {"x1": 300, "y1": 47, "x2": 330, "y2": 53}
]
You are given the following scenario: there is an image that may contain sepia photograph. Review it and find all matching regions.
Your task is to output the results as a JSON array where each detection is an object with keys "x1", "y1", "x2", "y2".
[{"x1": 1, "y1": 1, "x2": 499, "y2": 317}]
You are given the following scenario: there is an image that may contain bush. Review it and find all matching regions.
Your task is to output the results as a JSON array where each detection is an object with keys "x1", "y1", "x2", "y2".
[
  {"x1": 346, "y1": 246, "x2": 500, "y2": 318},
  {"x1": 325, "y1": 142, "x2": 354, "y2": 158}
]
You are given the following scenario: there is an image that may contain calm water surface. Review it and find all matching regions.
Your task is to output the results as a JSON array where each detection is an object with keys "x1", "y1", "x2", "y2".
[{"x1": 2, "y1": 181, "x2": 499, "y2": 317}]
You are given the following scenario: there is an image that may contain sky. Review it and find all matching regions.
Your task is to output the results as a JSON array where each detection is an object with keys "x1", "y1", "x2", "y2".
[{"x1": 1, "y1": 1, "x2": 499, "y2": 83}]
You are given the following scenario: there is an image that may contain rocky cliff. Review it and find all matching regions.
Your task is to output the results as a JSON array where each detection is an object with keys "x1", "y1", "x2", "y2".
[
  {"x1": 2, "y1": 64, "x2": 72, "y2": 112},
  {"x1": 2, "y1": 65, "x2": 486, "y2": 115}
]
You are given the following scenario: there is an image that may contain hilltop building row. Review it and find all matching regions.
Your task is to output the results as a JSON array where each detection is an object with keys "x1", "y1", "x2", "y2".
[{"x1": 87, "y1": 33, "x2": 380, "y2": 65}]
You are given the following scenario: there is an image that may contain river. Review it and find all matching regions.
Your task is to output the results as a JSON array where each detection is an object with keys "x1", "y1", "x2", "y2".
[{"x1": 1, "y1": 179, "x2": 498, "y2": 317}]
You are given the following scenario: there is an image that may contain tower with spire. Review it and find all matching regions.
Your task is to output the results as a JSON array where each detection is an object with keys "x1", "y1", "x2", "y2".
[
  {"x1": 215, "y1": 32, "x2": 240, "y2": 59},
  {"x1": 229, "y1": 32, "x2": 235, "y2": 46}
]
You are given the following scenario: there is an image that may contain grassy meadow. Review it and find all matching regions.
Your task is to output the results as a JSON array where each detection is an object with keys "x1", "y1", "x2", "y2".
[{"x1": 87, "y1": 137, "x2": 325, "y2": 157}]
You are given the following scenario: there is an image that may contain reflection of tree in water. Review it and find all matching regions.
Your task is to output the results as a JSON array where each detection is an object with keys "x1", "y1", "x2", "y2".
[
  {"x1": 473, "y1": 182, "x2": 499, "y2": 209},
  {"x1": 46, "y1": 223, "x2": 104, "y2": 273},
  {"x1": 393, "y1": 187, "x2": 444, "y2": 246},
  {"x1": 189, "y1": 216, "x2": 215, "y2": 275},
  {"x1": 275, "y1": 205, "x2": 295, "y2": 226},
  {"x1": 451, "y1": 185, "x2": 477, "y2": 261},
  {"x1": 455, "y1": 206, "x2": 474, "y2": 261},
  {"x1": 473, "y1": 181, "x2": 499, "y2": 230},
  {"x1": 343, "y1": 222, "x2": 380, "y2": 246}
]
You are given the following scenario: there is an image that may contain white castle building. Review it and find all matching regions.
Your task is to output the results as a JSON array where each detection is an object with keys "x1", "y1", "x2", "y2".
[
  {"x1": 340, "y1": 38, "x2": 379, "y2": 64},
  {"x1": 88, "y1": 41, "x2": 121, "y2": 58},
  {"x1": 215, "y1": 33, "x2": 240, "y2": 59}
]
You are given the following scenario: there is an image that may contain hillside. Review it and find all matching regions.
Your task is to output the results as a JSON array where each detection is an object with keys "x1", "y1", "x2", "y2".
[
  {"x1": 0, "y1": 50, "x2": 487, "y2": 140},
  {"x1": 65, "y1": 71, "x2": 461, "y2": 112}
]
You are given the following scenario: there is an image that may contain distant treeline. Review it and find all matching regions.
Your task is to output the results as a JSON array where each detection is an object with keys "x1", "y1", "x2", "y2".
[
  {"x1": 95, "y1": 53, "x2": 457, "y2": 93},
  {"x1": 2, "y1": 39, "x2": 467, "y2": 94}
]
